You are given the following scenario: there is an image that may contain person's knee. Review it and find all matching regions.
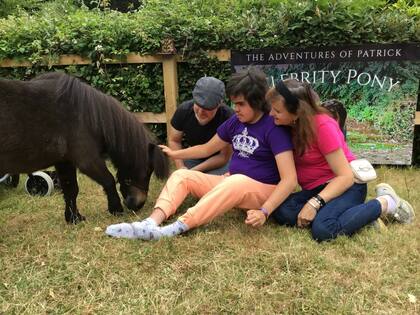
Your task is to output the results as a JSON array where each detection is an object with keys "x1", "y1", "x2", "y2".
[
  {"x1": 167, "y1": 169, "x2": 198, "y2": 188},
  {"x1": 271, "y1": 204, "x2": 297, "y2": 226},
  {"x1": 172, "y1": 169, "x2": 190, "y2": 177},
  {"x1": 271, "y1": 207, "x2": 288, "y2": 225},
  {"x1": 311, "y1": 222, "x2": 335, "y2": 242},
  {"x1": 271, "y1": 195, "x2": 303, "y2": 226},
  {"x1": 171, "y1": 168, "x2": 198, "y2": 181},
  {"x1": 218, "y1": 174, "x2": 251, "y2": 190},
  {"x1": 224, "y1": 174, "x2": 249, "y2": 183}
]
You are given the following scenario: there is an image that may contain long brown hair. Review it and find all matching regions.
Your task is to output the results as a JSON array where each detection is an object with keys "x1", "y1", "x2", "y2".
[{"x1": 266, "y1": 79, "x2": 329, "y2": 156}]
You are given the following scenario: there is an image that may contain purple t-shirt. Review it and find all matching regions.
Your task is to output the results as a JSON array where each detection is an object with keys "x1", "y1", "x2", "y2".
[{"x1": 217, "y1": 114, "x2": 293, "y2": 184}]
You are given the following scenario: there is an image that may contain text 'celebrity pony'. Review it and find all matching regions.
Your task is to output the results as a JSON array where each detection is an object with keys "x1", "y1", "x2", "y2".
[{"x1": 0, "y1": 72, "x2": 169, "y2": 223}]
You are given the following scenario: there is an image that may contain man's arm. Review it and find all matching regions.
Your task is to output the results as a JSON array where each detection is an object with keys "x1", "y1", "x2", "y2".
[
  {"x1": 190, "y1": 145, "x2": 232, "y2": 172},
  {"x1": 167, "y1": 125, "x2": 186, "y2": 169}
]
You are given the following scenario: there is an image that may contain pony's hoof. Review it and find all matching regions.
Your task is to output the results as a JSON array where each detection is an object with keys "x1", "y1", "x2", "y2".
[
  {"x1": 72, "y1": 215, "x2": 86, "y2": 224},
  {"x1": 65, "y1": 213, "x2": 86, "y2": 224},
  {"x1": 110, "y1": 210, "x2": 124, "y2": 216}
]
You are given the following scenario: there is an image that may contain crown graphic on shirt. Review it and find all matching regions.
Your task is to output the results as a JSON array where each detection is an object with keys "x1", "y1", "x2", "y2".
[{"x1": 232, "y1": 128, "x2": 259, "y2": 156}]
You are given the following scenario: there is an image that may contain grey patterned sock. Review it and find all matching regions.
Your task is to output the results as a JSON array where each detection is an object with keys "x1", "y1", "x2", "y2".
[
  {"x1": 159, "y1": 221, "x2": 189, "y2": 237},
  {"x1": 134, "y1": 220, "x2": 189, "y2": 241},
  {"x1": 105, "y1": 218, "x2": 157, "y2": 239}
]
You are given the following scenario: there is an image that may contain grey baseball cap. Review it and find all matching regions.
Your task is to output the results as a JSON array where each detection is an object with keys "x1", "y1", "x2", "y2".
[{"x1": 192, "y1": 77, "x2": 225, "y2": 110}]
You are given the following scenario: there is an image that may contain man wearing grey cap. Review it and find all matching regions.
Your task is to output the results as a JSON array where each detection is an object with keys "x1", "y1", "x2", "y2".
[{"x1": 169, "y1": 76, "x2": 234, "y2": 175}]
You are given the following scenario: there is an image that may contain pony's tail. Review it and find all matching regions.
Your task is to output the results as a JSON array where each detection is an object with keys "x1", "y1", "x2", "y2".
[{"x1": 149, "y1": 143, "x2": 169, "y2": 179}]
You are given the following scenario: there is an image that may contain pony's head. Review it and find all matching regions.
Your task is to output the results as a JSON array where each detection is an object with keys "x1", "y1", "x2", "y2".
[{"x1": 116, "y1": 143, "x2": 169, "y2": 211}]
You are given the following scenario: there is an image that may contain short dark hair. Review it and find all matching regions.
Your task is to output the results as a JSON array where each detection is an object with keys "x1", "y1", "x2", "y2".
[{"x1": 226, "y1": 67, "x2": 270, "y2": 113}]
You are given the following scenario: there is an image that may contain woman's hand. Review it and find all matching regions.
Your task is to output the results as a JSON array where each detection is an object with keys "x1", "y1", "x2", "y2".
[
  {"x1": 297, "y1": 204, "x2": 317, "y2": 228},
  {"x1": 158, "y1": 144, "x2": 177, "y2": 158},
  {"x1": 245, "y1": 209, "x2": 267, "y2": 228}
]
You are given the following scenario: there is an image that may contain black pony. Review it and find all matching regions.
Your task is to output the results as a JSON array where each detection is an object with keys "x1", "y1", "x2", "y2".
[{"x1": 0, "y1": 72, "x2": 169, "y2": 223}]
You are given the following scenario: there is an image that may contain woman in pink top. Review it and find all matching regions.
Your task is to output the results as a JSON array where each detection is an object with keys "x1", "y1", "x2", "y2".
[{"x1": 266, "y1": 79, "x2": 415, "y2": 242}]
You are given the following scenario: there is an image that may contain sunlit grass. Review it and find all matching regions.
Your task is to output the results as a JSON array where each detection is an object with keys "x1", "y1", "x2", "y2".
[
  {"x1": 0, "y1": 167, "x2": 419, "y2": 314},
  {"x1": 347, "y1": 131, "x2": 403, "y2": 150},
  {"x1": 349, "y1": 142, "x2": 400, "y2": 151}
]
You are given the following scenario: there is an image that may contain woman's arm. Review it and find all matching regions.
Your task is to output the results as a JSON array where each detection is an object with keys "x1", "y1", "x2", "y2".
[
  {"x1": 317, "y1": 148, "x2": 354, "y2": 202},
  {"x1": 159, "y1": 134, "x2": 229, "y2": 160},
  {"x1": 245, "y1": 150, "x2": 297, "y2": 227},
  {"x1": 297, "y1": 148, "x2": 354, "y2": 227}
]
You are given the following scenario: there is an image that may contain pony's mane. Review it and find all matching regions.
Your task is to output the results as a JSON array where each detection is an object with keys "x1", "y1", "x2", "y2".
[{"x1": 33, "y1": 72, "x2": 155, "y2": 173}]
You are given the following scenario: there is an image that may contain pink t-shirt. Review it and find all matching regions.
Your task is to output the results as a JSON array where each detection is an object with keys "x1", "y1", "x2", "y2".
[{"x1": 295, "y1": 114, "x2": 355, "y2": 190}]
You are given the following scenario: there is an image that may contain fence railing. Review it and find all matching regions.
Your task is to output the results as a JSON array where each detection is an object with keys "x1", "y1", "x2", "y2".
[
  {"x1": 0, "y1": 50, "x2": 230, "y2": 137},
  {"x1": 1, "y1": 50, "x2": 419, "y2": 137}
]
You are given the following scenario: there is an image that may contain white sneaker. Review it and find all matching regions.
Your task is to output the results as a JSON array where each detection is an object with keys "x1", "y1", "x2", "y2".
[{"x1": 375, "y1": 183, "x2": 415, "y2": 224}]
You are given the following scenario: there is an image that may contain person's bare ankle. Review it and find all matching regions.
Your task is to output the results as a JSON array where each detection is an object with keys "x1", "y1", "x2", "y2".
[
  {"x1": 150, "y1": 207, "x2": 166, "y2": 225},
  {"x1": 377, "y1": 196, "x2": 388, "y2": 216}
]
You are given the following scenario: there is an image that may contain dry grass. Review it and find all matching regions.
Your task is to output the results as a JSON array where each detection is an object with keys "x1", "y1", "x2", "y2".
[{"x1": 0, "y1": 166, "x2": 419, "y2": 314}]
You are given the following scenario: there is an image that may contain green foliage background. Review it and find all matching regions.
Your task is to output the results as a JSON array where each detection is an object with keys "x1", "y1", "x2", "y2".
[
  {"x1": 0, "y1": 0, "x2": 419, "y2": 153},
  {"x1": 264, "y1": 61, "x2": 419, "y2": 142}
]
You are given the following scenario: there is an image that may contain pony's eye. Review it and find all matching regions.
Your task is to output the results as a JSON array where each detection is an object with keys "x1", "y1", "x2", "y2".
[{"x1": 124, "y1": 179, "x2": 132, "y2": 186}]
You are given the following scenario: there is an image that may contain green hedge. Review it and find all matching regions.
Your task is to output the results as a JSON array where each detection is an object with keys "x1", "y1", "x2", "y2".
[
  {"x1": 0, "y1": 0, "x2": 419, "y2": 159},
  {"x1": 1, "y1": 0, "x2": 418, "y2": 60}
]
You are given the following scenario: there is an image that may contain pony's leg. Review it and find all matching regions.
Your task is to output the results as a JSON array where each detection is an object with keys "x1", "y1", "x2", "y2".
[
  {"x1": 77, "y1": 159, "x2": 123, "y2": 216},
  {"x1": 55, "y1": 162, "x2": 85, "y2": 224}
]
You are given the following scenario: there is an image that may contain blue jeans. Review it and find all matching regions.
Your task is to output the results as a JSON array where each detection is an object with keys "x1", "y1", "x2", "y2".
[
  {"x1": 271, "y1": 183, "x2": 382, "y2": 242},
  {"x1": 184, "y1": 158, "x2": 230, "y2": 176}
]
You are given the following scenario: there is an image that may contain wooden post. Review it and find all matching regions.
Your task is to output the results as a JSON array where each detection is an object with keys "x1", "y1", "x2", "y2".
[
  {"x1": 416, "y1": 111, "x2": 420, "y2": 125},
  {"x1": 162, "y1": 55, "x2": 179, "y2": 140},
  {"x1": 134, "y1": 112, "x2": 166, "y2": 123}
]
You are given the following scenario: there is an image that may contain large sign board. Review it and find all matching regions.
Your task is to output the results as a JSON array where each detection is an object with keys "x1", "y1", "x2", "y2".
[{"x1": 231, "y1": 43, "x2": 420, "y2": 165}]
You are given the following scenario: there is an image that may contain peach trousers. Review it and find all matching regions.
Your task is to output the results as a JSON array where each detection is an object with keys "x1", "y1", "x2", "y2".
[{"x1": 154, "y1": 169, "x2": 277, "y2": 229}]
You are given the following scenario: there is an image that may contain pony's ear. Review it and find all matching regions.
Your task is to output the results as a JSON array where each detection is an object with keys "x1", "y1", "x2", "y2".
[{"x1": 148, "y1": 143, "x2": 169, "y2": 179}]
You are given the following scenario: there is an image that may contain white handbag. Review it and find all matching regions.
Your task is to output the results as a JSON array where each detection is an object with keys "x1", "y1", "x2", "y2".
[{"x1": 350, "y1": 158, "x2": 377, "y2": 183}]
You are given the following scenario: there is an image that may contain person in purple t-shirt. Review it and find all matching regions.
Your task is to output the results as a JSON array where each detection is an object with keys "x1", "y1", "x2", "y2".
[{"x1": 105, "y1": 67, "x2": 298, "y2": 240}]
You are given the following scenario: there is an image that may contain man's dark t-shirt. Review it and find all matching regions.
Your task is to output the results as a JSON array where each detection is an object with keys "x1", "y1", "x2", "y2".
[{"x1": 171, "y1": 100, "x2": 234, "y2": 147}]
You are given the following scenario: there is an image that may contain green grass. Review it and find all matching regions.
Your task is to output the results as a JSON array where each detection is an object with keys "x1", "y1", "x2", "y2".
[
  {"x1": 347, "y1": 130, "x2": 370, "y2": 143},
  {"x1": 347, "y1": 131, "x2": 400, "y2": 151},
  {"x1": 0, "y1": 167, "x2": 419, "y2": 314},
  {"x1": 349, "y1": 143, "x2": 399, "y2": 151}
]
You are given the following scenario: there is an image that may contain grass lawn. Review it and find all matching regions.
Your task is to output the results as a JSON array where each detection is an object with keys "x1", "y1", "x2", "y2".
[{"x1": 0, "y1": 166, "x2": 419, "y2": 314}]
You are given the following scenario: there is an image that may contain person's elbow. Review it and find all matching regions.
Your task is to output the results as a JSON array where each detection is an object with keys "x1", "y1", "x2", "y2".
[
  {"x1": 283, "y1": 174, "x2": 298, "y2": 194},
  {"x1": 289, "y1": 177, "x2": 298, "y2": 193},
  {"x1": 168, "y1": 138, "x2": 182, "y2": 148},
  {"x1": 341, "y1": 171, "x2": 354, "y2": 189},
  {"x1": 346, "y1": 173, "x2": 354, "y2": 187},
  {"x1": 221, "y1": 152, "x2": 232, "y2": 164}
]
